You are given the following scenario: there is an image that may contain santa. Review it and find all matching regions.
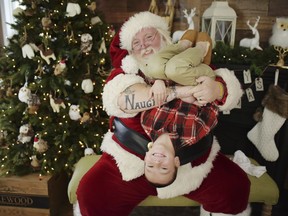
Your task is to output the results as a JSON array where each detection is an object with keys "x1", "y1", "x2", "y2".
[{"x1": 76, "y1": 11, "x2": 250, "y2": 216}]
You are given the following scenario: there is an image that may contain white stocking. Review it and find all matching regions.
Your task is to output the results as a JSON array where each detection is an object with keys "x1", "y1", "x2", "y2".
[{"x1": 247, "y1": 107, "x2": 286, "y2": 161}]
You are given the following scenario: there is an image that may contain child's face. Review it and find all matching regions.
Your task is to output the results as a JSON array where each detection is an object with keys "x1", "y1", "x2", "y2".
[{"x1": 144, "y1": 134, "x2": 180, "y2": 185}]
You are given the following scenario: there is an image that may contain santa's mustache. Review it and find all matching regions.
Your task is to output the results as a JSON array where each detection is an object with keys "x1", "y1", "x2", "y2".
[{"x1": 140, "y1": 47, "x2": 156, "y2": 57}]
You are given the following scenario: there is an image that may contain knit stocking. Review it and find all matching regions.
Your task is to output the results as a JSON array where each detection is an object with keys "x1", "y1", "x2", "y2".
[
  {"x1": 247, "y1": 85, "x2": 288, "y2": 161},
  {"x1": 247, "y1": 107, "x2": 285, "y2": 161}
]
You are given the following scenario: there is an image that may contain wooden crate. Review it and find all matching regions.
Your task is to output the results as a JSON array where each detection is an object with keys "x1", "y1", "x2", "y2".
[{"x1": 0, "y1": 172, "x2": 69, "y2": 216}]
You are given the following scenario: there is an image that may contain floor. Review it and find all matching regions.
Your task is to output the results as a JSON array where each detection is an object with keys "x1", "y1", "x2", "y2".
[
  {"x1": 61, "y1": 205, "x2": 200, "y2": 216},
  {"x1": 60, "y1": 203, "x2": 268, "y2": 216}
]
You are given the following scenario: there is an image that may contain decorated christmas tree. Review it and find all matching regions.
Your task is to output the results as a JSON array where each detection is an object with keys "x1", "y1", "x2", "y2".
[{"x1": 0, "y1": 0, "x2": 114, "y2": 176}]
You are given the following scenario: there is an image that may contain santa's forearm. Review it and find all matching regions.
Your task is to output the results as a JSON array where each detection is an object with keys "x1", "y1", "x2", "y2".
[{"x1": 118, "y1": 83, "x2": 185, "y2": 114}]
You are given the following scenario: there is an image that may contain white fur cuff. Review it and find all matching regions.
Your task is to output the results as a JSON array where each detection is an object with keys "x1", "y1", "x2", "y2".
[
  {"x1": 100, "y1": 131, "x2": 145, "y2": 181},
  {"x1": 102, "y1": 73, "x2": 145, "y2": 117},
  {"x1": 215, "y1": 68, "x2": 243, "y2": 111}
]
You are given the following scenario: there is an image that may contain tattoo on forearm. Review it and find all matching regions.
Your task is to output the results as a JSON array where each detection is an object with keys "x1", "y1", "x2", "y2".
[
  {"x1": 124, "y1": 94, "x2": 155, "y2": 110},
  {"x1": 171, "y1": 86, "x2": 177, "y2": 98}
]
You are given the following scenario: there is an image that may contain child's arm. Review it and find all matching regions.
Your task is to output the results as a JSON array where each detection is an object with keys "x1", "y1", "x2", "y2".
[{"x1": 149, "y1": 80, "x2": 167, "y2": 106}]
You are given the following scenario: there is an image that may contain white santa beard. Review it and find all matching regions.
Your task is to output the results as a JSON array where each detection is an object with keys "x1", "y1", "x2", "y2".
[{"x1": 132, "y1": 38, "x2": 167, "y2": 66}]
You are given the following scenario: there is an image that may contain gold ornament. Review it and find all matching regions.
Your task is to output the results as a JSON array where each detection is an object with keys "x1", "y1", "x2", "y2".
[{"x1": 273, "y1": 46, "x2": 288, "y2": 67}]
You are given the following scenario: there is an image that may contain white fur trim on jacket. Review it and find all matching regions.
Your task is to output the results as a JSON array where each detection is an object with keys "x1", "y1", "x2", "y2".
[
  {"x1": 73, "y1": 201, "x2": 82, "y2": 216},
  {"x1": 102, "y1": 73, "x2": 146, "y2": 117},
  {"x1": 101, "y1": 131, "x2": 220, "y2": 197},
  {"x1": 121, "y1": 55, "x2": 139, "y2": 74},
  {"x1": 215, "y1": 68, "x2": 243, "y2": 111},
  {"x1": 157, "y1": 139, "x2": 220, "y2": 199},
  {"x1": 100, "y1": 131, "x2": 145, "y2": 181},
  {"x1": 120, "y1": 11, "x2": 170, "y2": 51}
]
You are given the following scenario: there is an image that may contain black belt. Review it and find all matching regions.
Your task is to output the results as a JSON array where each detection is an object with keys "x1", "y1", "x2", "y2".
[
  {"x1": 113, "y1": 117, "x2": 150, "y2": 155},
  {"x1": 113, "y1": 117, "x2": 213, "y2": 164},
  {"x1": 175, "y1": 133, "x2": 213, "y2": 165}
]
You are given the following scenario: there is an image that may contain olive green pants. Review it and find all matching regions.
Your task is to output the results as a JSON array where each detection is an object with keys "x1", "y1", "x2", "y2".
[{"x1": 141, "y1": 43, "x2": 215, "y2": 86}]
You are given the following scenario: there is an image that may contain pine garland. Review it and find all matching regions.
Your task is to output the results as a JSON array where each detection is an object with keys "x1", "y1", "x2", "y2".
[{"x1": 212, "y1": 42, "x2": 282, "y2": 76}]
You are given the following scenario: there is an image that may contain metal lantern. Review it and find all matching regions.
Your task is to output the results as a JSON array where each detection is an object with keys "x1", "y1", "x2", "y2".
[{"x1": 202, "y1": 1, "x2": 237, "y2": 47}]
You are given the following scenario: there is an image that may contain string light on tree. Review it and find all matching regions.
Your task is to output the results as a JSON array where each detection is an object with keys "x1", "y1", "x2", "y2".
[{"x1": 0, "y1": 0, "x2": 111, "y2": 176}]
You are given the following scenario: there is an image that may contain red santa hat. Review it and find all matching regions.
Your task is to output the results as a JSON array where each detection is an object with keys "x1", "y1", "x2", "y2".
[
  {"x1": 119, "y1": 11, "x2": 171, "y2": 52},
  {"x1": 118, "y1": 11, "x2": 171, "y2": 74}
]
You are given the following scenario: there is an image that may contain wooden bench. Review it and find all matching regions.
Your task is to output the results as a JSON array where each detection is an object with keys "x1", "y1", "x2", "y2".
[{"x1": 67, "y1": 155, "x2": 279, "y2": 216}]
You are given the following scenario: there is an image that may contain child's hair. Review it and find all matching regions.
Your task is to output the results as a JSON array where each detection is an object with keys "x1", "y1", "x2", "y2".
[{"x1": 144, "y1": 165, "x2": 178, "y2": 188}]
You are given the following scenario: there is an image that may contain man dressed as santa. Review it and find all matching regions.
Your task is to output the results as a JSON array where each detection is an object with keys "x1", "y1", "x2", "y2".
[{"x1": 77, "y1": 11, "x2": 250, "y2": 216}]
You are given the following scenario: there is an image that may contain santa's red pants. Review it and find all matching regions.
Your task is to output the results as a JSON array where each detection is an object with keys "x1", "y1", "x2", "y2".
[{"x1": 77, "y1": 152, "x2": 250, "y2": 216}]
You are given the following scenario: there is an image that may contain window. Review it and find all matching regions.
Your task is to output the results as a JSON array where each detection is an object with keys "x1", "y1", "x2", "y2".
[{"x1": 0, "y1": 1, "x2": 19, "y2": 46}]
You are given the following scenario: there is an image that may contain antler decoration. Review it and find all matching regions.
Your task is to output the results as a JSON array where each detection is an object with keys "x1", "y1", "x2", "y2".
[{"x1": 274, "y1": 46, "x2": 288, "y2": 67}]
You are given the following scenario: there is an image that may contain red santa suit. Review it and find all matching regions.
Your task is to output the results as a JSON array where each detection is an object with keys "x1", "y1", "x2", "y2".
[{"x1": 77, "y1": 11, "x2": 250, "y2": 216}]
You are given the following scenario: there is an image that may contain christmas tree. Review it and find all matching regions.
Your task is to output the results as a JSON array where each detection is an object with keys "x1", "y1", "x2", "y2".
[{"x1": 0, "y1": 0, "x2": 114, "y2": 176}]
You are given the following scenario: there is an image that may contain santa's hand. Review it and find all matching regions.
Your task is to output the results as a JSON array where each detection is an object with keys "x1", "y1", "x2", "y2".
[
  {"x1": 149, "y1": 80, "x2": 167, "y2": 106},
  {"x1": 181, "y1": 95, "x2": 197, "y2": 104},
  {"x1": 191, "y1": 76, "x2": 222, "y2": 104}
]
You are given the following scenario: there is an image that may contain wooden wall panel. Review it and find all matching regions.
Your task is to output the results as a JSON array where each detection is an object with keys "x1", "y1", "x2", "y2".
[
  {"x1": 268, "y1": 0, "x2": 288, "y2": 16},
  {"x1": 97, "y1": 0, "x2": 286, "y2": 46}
]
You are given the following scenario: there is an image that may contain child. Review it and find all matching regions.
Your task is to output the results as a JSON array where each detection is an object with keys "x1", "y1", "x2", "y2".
[
  {"x1": 141, "y1": 96, "x2": 219, "y2": 187},
  {"x1": 136, "y1": 30, "x2": 215, "y2": 106}
]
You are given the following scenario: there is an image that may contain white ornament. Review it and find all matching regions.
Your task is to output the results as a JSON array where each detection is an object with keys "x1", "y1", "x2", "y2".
[
  {"x1": 18, "y1": 85, "x2": 32, "y2": 103},
  {"x1": 91, "y1": 16, "x2": 102, "y2": 25},
  {"x1": 98, "y1": 38, "x2": 106, "y2": 54},
  {"x1": 84, "y1": 148, "x2": 95, "y2": 156},
  {"x1": 66, "y1": 3, "x2": 81, "y2": 17},
  {"x1": 22, "y1": 44, "x2": 35, "y2": 59},
  {"x1": 80, "y1": 33, "x2": 93, "y2": 53},
  {"x1": 69, "y1": 105, "x2": 81, "y2": 121},
  {"x1": 13, "y1": 7, "x2": 24, "y2": 16},
  {"x1": 36, "y1": 44, "x2": 56, "y2": 65},
  {"x1": 30, "y1": 155, "x2": 41, "y2": 168},
  {"x1": 239, "y1": 16, "x2": 263, "y2": 51},
  {"x1": 54, "y1": 59, "x2": 67, "y2": 76},
  {"x1": 33, "y1": 137, "x2": 48, "y2": 153},
  {"x1": 17, "y1": 124, "x2": 34, "y2": 144},
  {"x1": 269, "y1": 17, "x2": 288, "y2": 48},
  {"x1": 81, "y1": 79, "x2": 94, "y2": 94},
  {"x1": 65, "y1": 80, "x2": 72, "y2": 86},
  {"x1": 172, "y1": 8, "x2": 196, "y2": 43},
  {"x1": 49, "y1": 95, "x2": 66, "y2": 113}
]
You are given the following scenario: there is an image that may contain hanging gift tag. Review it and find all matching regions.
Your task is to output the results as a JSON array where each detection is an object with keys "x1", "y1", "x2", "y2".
[
  {"x1": 222, "y1": 110, "x2": 230, "y2": 115},
  {"x1": 243, "y1": 70, "x2": 252, "y2": 84},
  {"x1": 235, "y1": 98, "x2": 242, "y2": 109},
  {"x1": 274, "y1": 69, "x2": 279, "y2": 86},
  {"x1": 246, "y1": 88, "x2": 255, "y2": 102},
  {"x1": 255, "y1": 77, "x2": 264, "y2": 91}
]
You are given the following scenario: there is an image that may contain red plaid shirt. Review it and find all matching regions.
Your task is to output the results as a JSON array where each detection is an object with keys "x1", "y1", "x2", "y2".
[{"x1": 141, "y1": 99, "x2": 218, "y2": 147}]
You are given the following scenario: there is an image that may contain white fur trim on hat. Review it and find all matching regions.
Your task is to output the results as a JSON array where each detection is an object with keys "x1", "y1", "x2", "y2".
[
  {"x1": 120, "y1": 11, "x2": 170, "y2": 51},
  {"x1": 215, "y1": 68, "x2": 243, "y2": 111},
  {"x1": 121, "y1": 55, "x2": 139, "y2": 74},
  {"x1": 102, "y1": 73, "x2": 146, "y2": 118}
]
